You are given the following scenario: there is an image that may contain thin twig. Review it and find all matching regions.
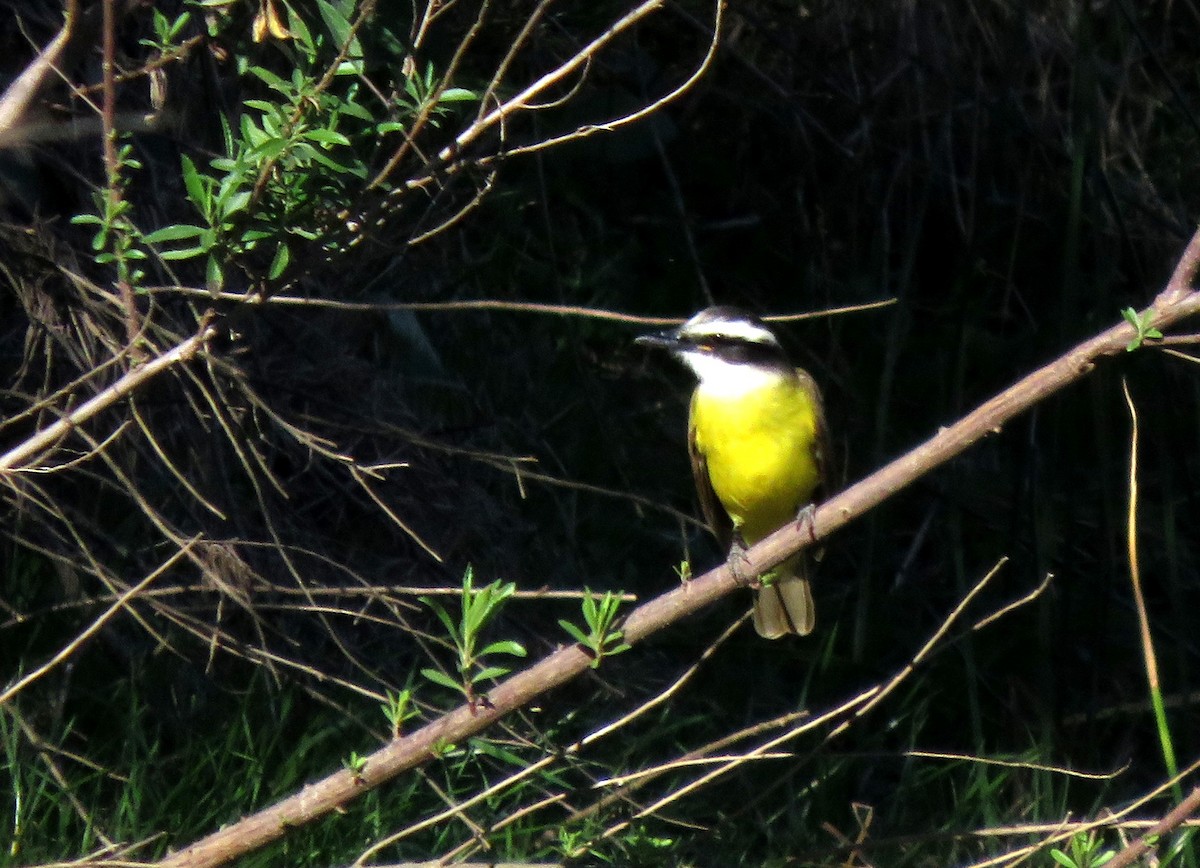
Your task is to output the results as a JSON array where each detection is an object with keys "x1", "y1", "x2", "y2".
[{"x1": 0, "y1": 537, "x2": 201, "y2": 706}]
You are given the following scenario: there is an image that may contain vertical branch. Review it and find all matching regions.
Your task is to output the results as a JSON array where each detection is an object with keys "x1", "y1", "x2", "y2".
[{"x1": 100, "y1": 0, "x2": 141, "y2": 347}]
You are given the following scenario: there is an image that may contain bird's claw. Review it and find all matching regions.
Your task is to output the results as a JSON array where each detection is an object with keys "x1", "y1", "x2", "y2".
[
  {"x1": 795, "y1": 503, "x2": 818, "y2": 543},
  {"x1": 726, "y1": 540, "x2": 758, "y2": 587}
]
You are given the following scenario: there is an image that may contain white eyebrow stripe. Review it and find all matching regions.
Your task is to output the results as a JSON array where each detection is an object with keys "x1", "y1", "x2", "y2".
[{"x1": 680, "y1": 318, "x2": 776, "y2": 344}]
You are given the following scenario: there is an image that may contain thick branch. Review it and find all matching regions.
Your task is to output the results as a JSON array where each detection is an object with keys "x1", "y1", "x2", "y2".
[
  {"x1": 0, "y1": 0, "x2": 79, "y2": 141},
  {"x1": 159, "y1": 230, "x2": 1200, "y2": 868}
]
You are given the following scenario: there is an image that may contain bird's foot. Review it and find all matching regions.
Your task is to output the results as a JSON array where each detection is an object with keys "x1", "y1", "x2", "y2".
[
  {"x1": 795, "y1": 503, "x2": 818, "y2": 543},
  {"x1": 726, "y1": 537, "x2": 759, "y2": 588}
]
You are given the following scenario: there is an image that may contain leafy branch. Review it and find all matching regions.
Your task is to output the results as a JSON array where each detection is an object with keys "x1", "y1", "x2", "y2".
[
  {"x1": 420, "y1": 566, "x2": 526, "y2": 709},
  {"x1": 559, "y1": 591, "x2": 631, "y2": 668},
  {"x1": 1122, "y1": 306, "x2": 1164, "y2": 351}
]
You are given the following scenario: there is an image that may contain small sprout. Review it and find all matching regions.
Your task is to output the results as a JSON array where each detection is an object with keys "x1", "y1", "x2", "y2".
[
  {"x1": 420, "y1": 566, "x2": 526, "y2": 706},
  {"x1": 142, "y1": 9, "x2": 192, "y2": 50},
  {"x1": 1122, "y1": 306, "x2": 1163, "y2": 351},
  {"x1": 673, "y1": 560, "x2": 693, "y2": 584},
  {"x1": 380, "y1": 688, "x2": 418, "y2": 739},
  {"x1": 559, "y1": 590, "x2": 632, "y2": 668},
  {"x1": 342, "y1": 751, "x2": 367, "y2": 782},
  {"x1": 430, "y1": 737, "x2": 457, "y2": 758},
  {"x1": 1049, "y1": 830, "x2": 1116, "y2": 868}
]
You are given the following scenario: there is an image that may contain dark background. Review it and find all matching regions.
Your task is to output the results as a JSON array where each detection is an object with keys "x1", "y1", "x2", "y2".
[{"x1": 3, "y1": 1, "x2": 1200, "y2": 864}]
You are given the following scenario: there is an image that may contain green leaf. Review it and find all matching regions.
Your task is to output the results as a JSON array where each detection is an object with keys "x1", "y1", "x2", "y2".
[
  {"x1": 158, "y1": 246, "x2": 208, "y2": 262},
  {"x1": 467, "y1": 738, "x2": 527, "y2": 766},
  {"x1": 338, "y1": 100, "x2": 374, "y2": 122},
  {"x1": 218, "y1": 190, "x2": 252, "y2": 219},
  {"x1": 289, "y1": 142, "x2": 320, "y2": 163},
  {"x1": 144, "y1": 224, "x2": 208, "y2": 243},
  {"x1": 439, "y1": 87, "x2": 478, "y2": 103},
  {"x1": 248, "y1": 138, "x2": 289, "y2": 161},
  {"x1": 420, "y1": 597, "x2": 459, "y2": 642},
  {"x1": 180, "y1": 154, "x2": 208, "y2": 212},
  {"x1": 259, "y1": 111, "x2": 283, "y2": 140},
  {"x1": 268, "y1": 243, "x2": 290, "y2": 279},
  {"x1": 240, "y1": 115, "x2": 269, "y2": 148},
  {"x1": 246, "y1": 65, "x2": 289, "y2": 92},
  {"x1": 306, "y1": 148, "x2": 361, "y2": 175},
  {"x1": 430, "y1": 737, "x2": 456, "y2": 758},
  {"x1": 480, "y1": 640, "x2": 526, "y2": 658},
  {"x1": 315, "y1": 0, "x2": 361, "y2": 57},
  {"x1": 558, "y1": 619, "x2": 590, "y2": 645},
  {"x1": 205, "y1": 253, "x2": 224, "y2": 291},
  {"x1": 219, "y1": 112, "x2": 235, "y2": 157},
  {"x1": 304, "y1": 128, "x2": 351, "y2": 147},
  {"x1": 287, "y1": 10, "x2": 315, "y2": 58},
  {"x1": 167, "y1": 10, "x2": 192, "y2": 40},
  {"x1": 420, "y1": 668, "x2": 461, "y2": 691}
]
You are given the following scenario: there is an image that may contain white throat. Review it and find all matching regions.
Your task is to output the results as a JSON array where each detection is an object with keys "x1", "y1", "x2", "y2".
[{"x1": 680, "y1": 351, "x2": 786, "y2": 398}]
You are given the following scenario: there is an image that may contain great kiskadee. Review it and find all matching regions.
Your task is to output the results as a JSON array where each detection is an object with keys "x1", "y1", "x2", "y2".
[{"x1": 637, "y1": 306, "x2": 829, "y2": 638}]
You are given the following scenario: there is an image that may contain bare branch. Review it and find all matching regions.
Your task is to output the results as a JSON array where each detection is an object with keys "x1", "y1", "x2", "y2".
[{"x1": 0, "y1": 321, "x2": 217, "y2": 473}]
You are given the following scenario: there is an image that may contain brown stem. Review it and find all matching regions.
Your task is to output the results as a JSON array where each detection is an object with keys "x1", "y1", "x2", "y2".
[{"x1": 100, "y1": 0, "x2": 141, "y2": 349}]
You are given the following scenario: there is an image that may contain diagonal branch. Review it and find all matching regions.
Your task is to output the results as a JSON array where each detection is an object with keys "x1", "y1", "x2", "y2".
[
  {"x1": 159, "y1": 229, "x2": 1200, "y2": 868},
  {"x1": 1102, "y1": 785, "x2": 1200, "y2": 868},
  {"x1": 0, "y1": 319, "x2": 217, "y2": 473}
]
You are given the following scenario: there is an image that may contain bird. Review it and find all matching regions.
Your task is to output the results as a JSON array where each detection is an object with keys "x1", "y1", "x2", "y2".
[{"x1": 636, "y1": 306, "x2": 829, "y2": 638}]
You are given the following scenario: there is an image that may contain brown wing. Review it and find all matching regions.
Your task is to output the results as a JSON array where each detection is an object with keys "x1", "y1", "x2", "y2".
[
  {"x1": 795, "y1": 367, "x2": 830, "y2": 503},
  {"x1": 688, "y1": 390, "x2": 733, "y2": 549}
]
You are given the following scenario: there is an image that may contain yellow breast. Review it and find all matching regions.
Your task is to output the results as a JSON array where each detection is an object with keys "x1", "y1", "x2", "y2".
[{"x1": 691, "y1": 376, "x2": 821, "y2": 544}]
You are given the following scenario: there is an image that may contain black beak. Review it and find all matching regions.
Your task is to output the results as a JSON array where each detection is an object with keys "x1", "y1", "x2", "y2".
[{"x1": 634, "y1": 329, "x2": 683, "y2": 350}]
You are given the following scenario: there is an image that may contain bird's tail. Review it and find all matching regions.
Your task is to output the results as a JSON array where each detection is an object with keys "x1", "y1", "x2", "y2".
[{"x1": 751, "y1": 556, "x2": 815, "y2": 638}]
